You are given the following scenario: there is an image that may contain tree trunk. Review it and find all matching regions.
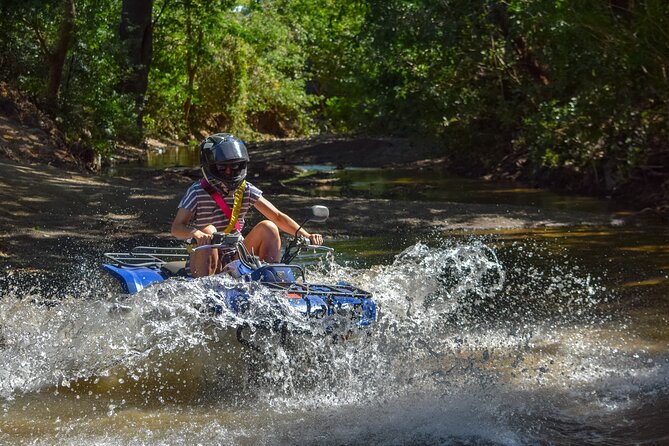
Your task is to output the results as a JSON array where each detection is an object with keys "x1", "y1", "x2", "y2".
[
  {"x1": 490, "y1": 3, "x2": 549, "y2": 86},
  {"x1": 46, "y1": 0, "x2": 76, "y2": 107},
  {"x1": 119, "y1": 0, "x2": 154, "y2": 131},
  {"x1": 183, "y1": 29, "x2": 203, "y2": 126}
]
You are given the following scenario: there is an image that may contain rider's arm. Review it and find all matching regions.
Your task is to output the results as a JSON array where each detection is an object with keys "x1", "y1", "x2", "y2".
[
  {"x1": 253, "y1": 197, "x2": 324, "y2": 245},
  {"x1": 170, "y1": 208, "x2": 213, "y2": 245}
]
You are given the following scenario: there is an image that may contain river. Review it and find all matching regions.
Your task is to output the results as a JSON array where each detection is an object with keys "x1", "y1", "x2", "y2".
[{"x1": 1, "y1": 156, "x2": 668, "y2": 445}]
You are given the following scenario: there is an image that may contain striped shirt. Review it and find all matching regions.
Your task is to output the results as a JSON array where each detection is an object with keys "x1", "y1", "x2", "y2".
[{"x1": 177, "y1": 180, "x2": 263, "y2": 232}]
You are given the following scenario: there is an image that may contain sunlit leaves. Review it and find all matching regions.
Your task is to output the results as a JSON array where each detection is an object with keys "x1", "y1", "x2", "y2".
[{"x1": 144, "y1": 0, "x2": 317, "y2": 138}]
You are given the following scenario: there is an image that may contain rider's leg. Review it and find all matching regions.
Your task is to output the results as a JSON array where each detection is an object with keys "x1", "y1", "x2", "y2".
[
  {"x1": 243, "y1": 220, "x2": 281, "y2": 262},
  {"x1": 190, "y1": 224, "x2": 221, "y2": 278}
]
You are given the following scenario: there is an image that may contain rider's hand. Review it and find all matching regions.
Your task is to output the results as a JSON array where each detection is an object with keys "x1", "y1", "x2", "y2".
[
  {"x1": 308, "y1": 233, "x2": 323, "y2": 245},
  {"x1": 193, "y1": 229, "x2": 213, "y2": 246}
]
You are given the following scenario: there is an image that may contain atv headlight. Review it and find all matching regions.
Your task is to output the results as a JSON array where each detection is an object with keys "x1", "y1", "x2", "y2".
[{"x1": 336, "y1": 303, "x2": 362, "y2": 319}]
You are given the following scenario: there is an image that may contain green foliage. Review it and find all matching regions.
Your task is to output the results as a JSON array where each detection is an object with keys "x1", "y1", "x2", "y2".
[
  {"x1": 505, "y1": 1, "x2": 669, "y2": 191},
  {"x1": 63, "y1": 1, "x2": 141, "y2": 153},
  {"x1": 0, "y1": 1, "x2": 62, "y2": 95},
  {"x1": 326, "y1": 0, "x2": 669, "y2": 195},
  {"x1": 1, "y1": 0, "x2": 668, "y2": 201},
  {"x1": 145, "y1": 0, "x2": 316, "y2": 139},
  {"x1": 0, "y1": 0, "x2": 139, "y2": 154}
]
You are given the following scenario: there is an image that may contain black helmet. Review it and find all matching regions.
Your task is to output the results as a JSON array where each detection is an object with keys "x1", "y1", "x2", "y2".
[{"x1": 199, "y1": 133, "x2": 249, "y2": 189}]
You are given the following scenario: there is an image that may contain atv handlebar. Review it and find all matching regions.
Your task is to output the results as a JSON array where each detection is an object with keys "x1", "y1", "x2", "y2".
[
  {"x1": 190, "y1": 232, "x2": 242, "y2": 252},
  {"x1": 295, "y1": 236, "x2": 334, "y2": 252},
  {"x1": 192, "y1": 243, "x2": 233, "y2": 252},
  {"x1": 192, "y1": 235, "x2": 333, "y2": 254},
  {"x1": 192, "y1": 205, "x2": 332, "y2": 264}
]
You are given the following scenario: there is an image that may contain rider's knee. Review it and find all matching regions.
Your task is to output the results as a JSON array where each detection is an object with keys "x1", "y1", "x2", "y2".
[{"x1": 257, "y1": 220, "x2": 280, "y2": 238}]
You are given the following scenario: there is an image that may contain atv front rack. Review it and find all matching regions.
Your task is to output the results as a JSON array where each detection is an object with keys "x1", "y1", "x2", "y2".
[{"x1": 262, "y1": 281, "x2": 373, "y2": 299}]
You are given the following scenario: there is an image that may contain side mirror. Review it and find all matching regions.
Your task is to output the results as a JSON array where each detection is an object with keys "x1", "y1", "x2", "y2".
[{"x1": 308, "y1": 205, "x2": 329, "y2": 223}]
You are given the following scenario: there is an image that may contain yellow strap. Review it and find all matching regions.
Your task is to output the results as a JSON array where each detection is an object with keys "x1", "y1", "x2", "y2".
[{"x1": 222, "y1": 180, "x2": 246, "y2": 234}]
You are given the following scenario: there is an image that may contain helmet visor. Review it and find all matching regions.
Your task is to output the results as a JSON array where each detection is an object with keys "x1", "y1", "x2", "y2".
[{"x1": 209, "y1": 161, "x2": 247, "y2": 181}]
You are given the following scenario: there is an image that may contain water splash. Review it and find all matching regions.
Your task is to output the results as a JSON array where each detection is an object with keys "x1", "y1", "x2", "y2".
[{"x1": 0, "y1": 238, "x2": 667, "y2": 445}]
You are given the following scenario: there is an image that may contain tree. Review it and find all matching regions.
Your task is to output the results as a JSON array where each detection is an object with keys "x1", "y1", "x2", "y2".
[
  {"x1": 46, "y1": 0, "x2": 76, "y2": 108},
  {"x1": 119, "y1": 0, "x2": 154, "y2": 132}
]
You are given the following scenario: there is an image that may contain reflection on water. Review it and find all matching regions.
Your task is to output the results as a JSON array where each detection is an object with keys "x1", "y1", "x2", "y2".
[
  {"x1": 291, "y1": 167, "x2": 627, "y2": 214},
  {"x1": 110, "y1": 145, "x2": 629, "y2": 215},
  {"x1": 106, "y1": 145, "x2": 200, "y2": 177},
  {"x1": 146, "y1": 145, "x2": 200, "y2": 169}
]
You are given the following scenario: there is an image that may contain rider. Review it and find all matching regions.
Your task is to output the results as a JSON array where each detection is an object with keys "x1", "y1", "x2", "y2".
[{"x1": 171, "y1": 133, "x2": 323, "y2": 278}]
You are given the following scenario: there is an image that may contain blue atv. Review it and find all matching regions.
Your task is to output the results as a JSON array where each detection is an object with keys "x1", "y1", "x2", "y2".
[{"x1": 101, "y1": 206, "x2": 377, "y2": 336}]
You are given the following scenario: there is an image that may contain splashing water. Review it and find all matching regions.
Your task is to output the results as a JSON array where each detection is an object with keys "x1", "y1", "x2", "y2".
[{"x1": 0, "y1": 238, "x2": 667, "y2": 445}]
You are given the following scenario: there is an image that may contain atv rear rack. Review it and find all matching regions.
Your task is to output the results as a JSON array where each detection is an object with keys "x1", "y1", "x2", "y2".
[
  {"x1": 104, "y1": 246, "x2": 189, "y2": 268},
  {"x1": 104, "y1": 244, "x2": 331, "y2": 269}
]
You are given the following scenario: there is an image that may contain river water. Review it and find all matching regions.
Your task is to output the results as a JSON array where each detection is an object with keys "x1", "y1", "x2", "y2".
[{"x1": 1, "y1": 156, "x2": 668, "y2": 445}]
